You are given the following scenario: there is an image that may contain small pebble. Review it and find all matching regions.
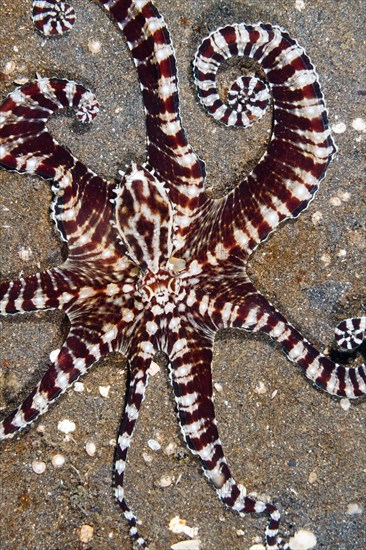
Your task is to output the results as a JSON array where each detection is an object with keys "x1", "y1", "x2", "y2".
[
  {"x1": 320, "y1": 253, "x2": 331, "y2": 266},
  {"x1": 340, "y1": 398, "x2": 351, "y2": 411},
  {"x1": 308, "y1": 471, "x2": 317, "y2": 484},
  {"x1": 236, "y1": 529, "x2": 245, "y2": 536},
  {"x1": 270, "y1": 389, "x2": 278, "y2": 400},
  {"x1": 337, "y1": 249, "x2": 347, "y2": 258},
  {"x1": 147, "y1": 438, "x2": 161, "y2": 451},
  {"x1": 99, "y1": 385, "x2": 110, "y2": 398},
  {"x1": 332, "y1": 122, "x2": 346, "y2": 134},
  {"x1": 79, "y1": 524, "x2": 94, "y2": 543},
  {"x1": 351, "y1": 117, "x2": 366, "y2": 132},
  {"x1": 57, "y1": 419, "x2": 76, "y2": 434},
  {"x1": 88, "y1": 38, "x2": 101, "y2": 53},
  {"x1": 51, "y1": 454, "x2": 65, "y2": 468},
  {"x1": 32, "y1": 460, "x2": 46, "y2": 474},
  {"x1": 249, "y1": 545, "x2": 265, "y2": 550},
  {"x1": 288, "y1": 529, "x2": 317, "y2": 549},
  {"x1": 85, "y1": 441, "x2": 97, "y2": 457},
  {"x1": 346, "y1": 502, "x2": 363, "y2": 515},
  {"x1": 74, "y1": 381, "x2": 84, "y2": 392},
  {"x1": 214, "y1": 382, "x2": 223, "y2": 392}
]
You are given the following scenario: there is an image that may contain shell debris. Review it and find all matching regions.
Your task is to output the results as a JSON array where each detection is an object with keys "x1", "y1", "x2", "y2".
[
  {"x1": 85, "y1": 441, "x2": 97, "y2": 457},
  {"x1": 99, "y1": 385, "x2": 111, "y2": 398},
  {"x1": 288, "y1": 529, "x2": 317, "y2": 549},
  {"x1": 169, "y1": 516, "x2": 198, "y2": 538},
  {"x1": 51, "y1": 454, "x2": 65, "y2": 468},
  {"x1": 346, "y1": 503, "x2": 363, "y2": 515},
  {"x1": 88, "y1": 38, "x2": 101, "y2": 54},
  {"x1": 147, "y1": 438, "x2": 161, "y2": 451},
  {"x1": 171, "y1": 541, "x2": 201, "y2": 550},
  {"x1": 147, "y1": 361, "x2": 161, "y2": 376},
  {"x1": 57, "y1": 418, "x2": 76, "y2": 434},
  {"x1": 32, "y1": 460, "x2": 46, "y2": 474}
]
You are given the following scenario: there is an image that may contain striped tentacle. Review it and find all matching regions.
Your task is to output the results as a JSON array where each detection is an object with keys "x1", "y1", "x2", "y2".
[
  {"x1": 0, "y1": 326, "x2": 111, "y2": 439},
  {"x1": 0, "y1": 267, "x2": 79, "y2": 315},
  {"x1": 32, "y1": 0, "x2": 76, "y2": 36},
  {"x1": 168, "y1": 327, "x2": 289, "y2": 549},
  {"x1": 114, "y1": 342, "x2": 154, "y2": 548},
  {"x1": 99, "y1": 0, "x2": 208, "y2": 245},
  {"x1": 195, "y1": 278, "x2": 366, "y2": 399},
  {"x1": 0, "y1": 77, "x2": 118, "y2": 249},
  {"x1": 335, "y1": 317, "x2": 366, "y2": 352},
  {"x1": 194, "y1": 23, "x2": 336, "y2": 257}
]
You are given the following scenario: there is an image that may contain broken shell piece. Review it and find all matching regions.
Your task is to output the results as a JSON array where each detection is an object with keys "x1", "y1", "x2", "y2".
[
  {"x1": 3, "y1": 60, "x2": 16, "y2": 75},
  {"x1": 147, "y1": 361, "x2": 160, "y2": 376},
  {"x1": 168, "y1": 516, "x2": 198, "y2": 538},
  {"x1": 57, "y1": 419, "x2": 76, "y2": 434},
  {"x1": 51, "y1": 454, "x2": 65, "y2": 467},
  {"x1": 164, "y1": 442, "x2": 177, "y2": 456},
  {"x1": 85, "y1": 441, "x2": 97, "y2": 457},
  {"x1": 147, "y1": 439, "x2": 161, "y2": 451},
  {"x1": 88, "y1": 38, "x2": 101, "y2": 53},
  {"x1": 346, "y1": 502, "x2": 363, "y2": 515},
  {"x1": 32, "y1": 460, "x2": 46, "y2": 474},
  {"x1": 18, "y1": 246, "x2": 32, "y2": 261},
  {"x1": 288, "y1": 529, "x2": 317, "y2": 549},
  {"x1": 157, "y1": 475, "x2": 173, "y2": 488},
  {"x1": 99, "y1": 385, "x2": 110, "y2": 398},
  {"x1": 171, "y1": 541, "x2": 201, "y2": 550}
]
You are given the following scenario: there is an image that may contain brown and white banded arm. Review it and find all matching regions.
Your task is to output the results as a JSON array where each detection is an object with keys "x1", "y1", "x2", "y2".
[
  {"x1": 99, "y1": 0, "x2": 207, "y2": 219},
  {"x1": 167, "y1": 326, "x2": 289, "y2": 549},
  {"x1": 194, "y1": 23, "x2": 336, "y2": 258}
]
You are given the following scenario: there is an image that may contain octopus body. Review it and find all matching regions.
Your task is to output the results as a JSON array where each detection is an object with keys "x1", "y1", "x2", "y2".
[{"x1": 0, "y1": 1, "x2": 365, "y2": 548}]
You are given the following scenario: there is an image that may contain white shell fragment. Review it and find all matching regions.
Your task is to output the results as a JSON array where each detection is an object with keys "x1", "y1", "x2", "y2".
[
  {"x1": 57, "y1": 419, "x2": 76, "y2": 434},
  {"x1": 85, "y1": 441, "x2": 97, "y2": 456},
  {"x1": 158, "y1": 475, "x2": 173, "y2": 488},
  {"x1": 79, "y1": 524, "x2": 94, "y2": 543},
  {"x1": 332, "y1": 122, "x2": 346, "y2": 134},
  {"x1": 147, "y1": 361, "x2": 161, "y2": 376},
  {"x1": 295, "y1": 0, "x2": 306, "y2": 12},
  {"x1": 164, "y1": 442, "x2": 177, "y2": 456},
  {"x1": 171, "y1": 540, "x2": 201, "y2": 550},
  {"x1": 351, "y1": 117, "x2": 366, "y2": 132},
  {"x1": 254, "y1": 381, "x2": 267, "y2": 395},
  {"x1": 18, "y1": 246, "x2": 32, "y2": 261},
  {"x1": 340, "y1": 398, "x2": 351, "y2": 411},
  {"x1": 169, "y1": 516, "x2": 198, "y2": 538},
  {"x1": 147, "y1": 438, "x2": 161, "y2": 451},
  {"x1": 289, "y1": 529, "x2": 317, "y2": 549},
  {"x1": 249, "y1": 545, "x2": 266, "y2": 550},
  {"x1": 32, "y1": 459, "x2": 46, "y2": 474},
  {"x1": 51, "y1": 454, "x2": 65, "y2": 467},
  {"x1": 214, "y1": 382, "x2": 223, "y2": 392},
  {"x1": 346, "y1": 502, "x2": 363, "y2": 515},
  {"x1": 99, "y1": 384, "x2": 111, "y2": 398},
  {"x1": 3, "y1": 60, "x2": 16, "y2": 75},
  {"x1": 88, "y1": 38, "x2": 101, "y2": 53},
  {"x1": 74, "y1": 381, "x2": 84, "y2": 392}
]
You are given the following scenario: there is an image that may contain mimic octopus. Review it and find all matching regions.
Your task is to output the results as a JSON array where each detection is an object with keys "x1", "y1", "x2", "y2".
[{"x1": 0, "y1": 0, "x2": 365, "y2": 548}]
